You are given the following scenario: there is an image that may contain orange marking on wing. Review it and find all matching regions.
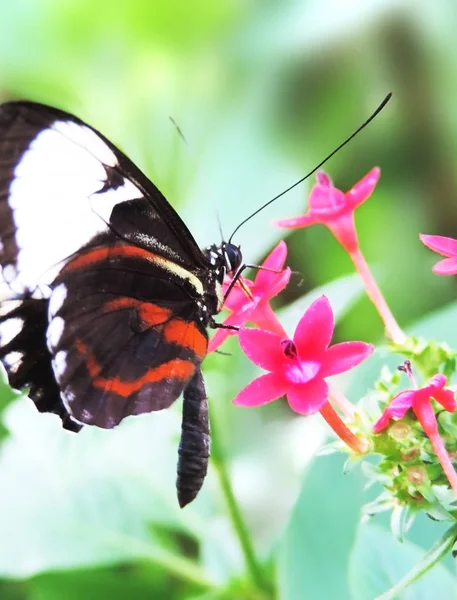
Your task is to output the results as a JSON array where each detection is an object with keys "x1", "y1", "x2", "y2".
[
  {"x1": 66, "y1": 244, "x2": 208, "y2": 361},
  {"x1": 64, "y1": 245, "x2": 158, "y2": 272},
  {"x1": 104, "y1": 298, "x2": 172, "y2": 327},
  {"x1": 104, "y1": 298, "x2": 207, "y2": 357},
  {"x1": 139, "y1": 304, "x2": 172, "y2": 327},
  {"x1": 75, "y1": 338, "x2": 102, "y2": 377},
  {"x1": 164, "y1": 320, "x2": 207, "y2": 360},
  {"x1": 75, "y1": 337, "x2": 196, "y2": 398}
]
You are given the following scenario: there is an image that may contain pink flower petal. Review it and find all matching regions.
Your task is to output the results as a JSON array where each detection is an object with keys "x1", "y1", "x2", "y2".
[
  {"x1": 232, "y1": 372, "x2": 286, "y2": 407},
  {"x1": 208, "y1": 311, "x2": 252, "y2": 353},
  {"x1": 420, "y1": 234, "x2": 457, "y2": 257},
  {"x1": 346, "y1": 167, "x2": 380, "y2": 209},
  {"x1": 259, "y1": 268, "x2": 291, "y2": 300},
  {"x1": 321, "y1": 342, "x2": 374, "y2": 377},
  {"x1": 273, "y1": 213, "x2": 317, "y2": 229},
  {"x1": 255, "y1": 241, "x2": 287, "y2": 291},
  {"x1": 308, "y1": 183, "x2": 346, "y2": 215},
  {"x1": 224, "y1": 283, "x2": 254, "y2": 311},
  {"x1": 286, "y1": 378, "x2": 329, "y2": 415},
  {"x1": 208, "y1": 328, "x2": 231, "y2": 353},
  {"x1": 432, "y1": 387, "x2": 457, "y2": 412},
  {"x1": 316, "y1": 170, "x2": 332, "y2": 186},
  {"x1": 372, "y1": 413, "x2": 391, "y2": 433},
  {"x1": 238, "y1": 327, "x2": 286, "y2": 371},
  {"x1": 413, "y1": 395, "x2": 439, "y2": 436},
  {"x1": 293, "y1": 296, "x2": 334, "y2": 360},
  {"x1": 429, "y1": 374, "x2": 446, "y2": 387},
  {"x1": 373, "y1": 390, "x2": 415, "y2": 433},
  {"x1": 249, "y1": 303, "x2": 287, "y2": 336},
  {"x1": 432, "y1": 257, "x2": 457, "y2": 276}
]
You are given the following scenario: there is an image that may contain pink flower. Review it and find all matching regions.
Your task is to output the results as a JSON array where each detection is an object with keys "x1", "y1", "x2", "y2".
[
  {"x1": 274, "y1": 168, "x2": 380, "y2": 253},
  {"x1": 420, "y1": 234, "x2": 457, "y2": 275},
  {"x1": 233, "y1": 295, "x2": 374, "y2": 415},
  {"x1": 209, "y1": 241, "x2": 291, "y2": 352},
  {"x1": 374, "y1": 373, "x2": 457, "y2": 494},
  {"x1": 373, "y1": 374, "x2": 456, "y2": 434}
]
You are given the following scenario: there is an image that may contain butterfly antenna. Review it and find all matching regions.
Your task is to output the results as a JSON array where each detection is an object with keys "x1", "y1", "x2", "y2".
[
  {"x1": 169, "y1": 116, "x2": 225, "y2": 242},
  {"x1": 228, "y1": 93, "x2": 392, "y2": 243}
]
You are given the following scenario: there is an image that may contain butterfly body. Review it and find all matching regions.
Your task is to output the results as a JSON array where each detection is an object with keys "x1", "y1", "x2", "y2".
[{"x1": 0, "y1": 101, "x2": 242, "y2": 506}]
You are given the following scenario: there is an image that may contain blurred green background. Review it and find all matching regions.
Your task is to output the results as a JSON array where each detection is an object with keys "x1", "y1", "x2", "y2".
[{"x1": 1, "y1": 1, "x2": 457, "y2": 599}]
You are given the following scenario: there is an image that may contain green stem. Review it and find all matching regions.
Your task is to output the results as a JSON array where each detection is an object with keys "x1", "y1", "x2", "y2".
[
  {"x1": 210, "y1": 416, "x2": 271, "y2": 595},
  {"x1": 375, "y1": 523, "x2": 457, "y2": 600}
]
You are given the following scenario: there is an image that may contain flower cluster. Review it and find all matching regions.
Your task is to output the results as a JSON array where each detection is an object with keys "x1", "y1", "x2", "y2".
[{"x1": 218, "y1": 167, "x2": 457, "y2": 551}]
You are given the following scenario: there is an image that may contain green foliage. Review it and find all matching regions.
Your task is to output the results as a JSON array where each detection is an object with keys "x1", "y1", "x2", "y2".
[
  {"x1": 348, "y1": 524, "x2": 457, "y2": 600},
  {"x1": 277, "y1": 454, "x2": 365, "y2": 600},
  {"x1": 1, "y1": 0, "x2": 457, "y2": 599}
]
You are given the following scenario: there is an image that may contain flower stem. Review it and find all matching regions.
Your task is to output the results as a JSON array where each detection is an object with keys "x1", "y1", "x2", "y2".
[
  {"x1": 210, "y1": 416, "x2": 271, "y2": 595},
  {"x1": 349, "y1": 247, "x2": 407, "y2": 345},
  {"x1": 320, "y1": 401, "x2": 368, "y2": 453},
  {"x1": 328, "y1": 387, "x2": 356, "y2": 419},
  {"x1": 428, "y1": 431, "x2": 457, "y2": 496},
  {"x1": 375, "y1": 523, "x2": 457, "y2": 600}
]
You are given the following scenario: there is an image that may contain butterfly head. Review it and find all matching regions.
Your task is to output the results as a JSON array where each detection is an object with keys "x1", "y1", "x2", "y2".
[
  {"x1": 206, "y1": 241, "x2": 242, "y2": 277},
  {"x1": 221, "y1": 242, "x2": 242, "y2": 275}
]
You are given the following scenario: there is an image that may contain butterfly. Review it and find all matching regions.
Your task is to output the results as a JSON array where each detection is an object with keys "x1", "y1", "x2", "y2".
[{"x1": 0, "y1": 101, "x2": 244, "y2": 507}]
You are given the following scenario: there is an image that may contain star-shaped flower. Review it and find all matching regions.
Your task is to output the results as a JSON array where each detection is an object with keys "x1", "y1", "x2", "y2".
[
  {"x1": 420, "y1": 234, "x2": 457, "y2": 275},
  {"x1": 274, "y1": 168, "x2": 380, "y2": 253},
  {"x1": 374, "y1": 373, "x2": 457, "y2": 495},
  {"x1": 233, "y1": 295, "x2": 374, "y2": 415},
  {"x1": 209, "y1": 241, "x2": 290, "y2": 352},
  {"x1": 374, "y1": 374, "x2": 456, "y2": 433}
]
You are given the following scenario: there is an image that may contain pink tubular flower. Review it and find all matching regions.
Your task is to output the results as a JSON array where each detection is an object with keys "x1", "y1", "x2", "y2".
[
  {"x1": 233, "y1": 295, "x2": 374, "y2": 415},
  {"x1": 374, "y1": 374, "x2": 457, "y2": 495},
  {"x1": 373, "y1": 374, "x2": 456, "y2": 433},
  {"x1": 420, "y1": 234, "x2": 457, "y2": 275},
  {"x1": 208, "y1": 241, "x2": 291, "y2": 352},
  {"x1": 275, "y1": 167, "x2": 406, "y2": 345},
  {"x1": 274, "y1": 168, "x2": 380, "y2": 253}
]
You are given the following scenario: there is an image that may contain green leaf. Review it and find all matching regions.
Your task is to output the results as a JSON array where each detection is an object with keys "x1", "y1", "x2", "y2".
[
  {"x1": 410, "y1": 300, "x2": 457, "y2": 347},
  {"x1": 348, "y1": 523, "x2": 457, "y2": 600},
  {"x1": 0, "y1": 398, "x2": 213, "y2": 586},
  {"x1": 28, "y1": 566, "x2": 175, "y2": 600},
  {"x1": 277, "y1": 453, "x2": 365, "y2": 600}
]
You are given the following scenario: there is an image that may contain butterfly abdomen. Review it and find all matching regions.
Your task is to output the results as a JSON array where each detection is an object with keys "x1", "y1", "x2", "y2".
[
  {"x1": 177, "y1": 369, "x2": 210, "y2": 508},
  {"x1": 0, "y1": 297, "x2": 81, "y2": 432}
]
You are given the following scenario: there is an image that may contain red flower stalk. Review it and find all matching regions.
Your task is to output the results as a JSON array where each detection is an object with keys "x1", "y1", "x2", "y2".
[
  {"x1": 233, "y1": 295, "x2": 373, "y2": 452},
  {"x1": 274, "y1": 169, "x2": 406, "y2": 345},
  {"x1": 209, "y1": 241, "x2": 290, "y2": 352},
  {"x1": 420, "y1": 234, "x2": 457, "y2": 275},
  {"x1": 374, "y1": 371, "x2": 457, "y2": 495}
]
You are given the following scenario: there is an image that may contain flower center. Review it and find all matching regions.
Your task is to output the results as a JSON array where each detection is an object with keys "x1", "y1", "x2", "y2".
[
  {"x1": 280, "y1": 339, "x2": 320, "y2": 384},
  {"x1": 310, "y1": 186, "x2": 347, "y2": 217},
  {"x1": 281, "y1": 339, "x2": 297, "y2": 358}
]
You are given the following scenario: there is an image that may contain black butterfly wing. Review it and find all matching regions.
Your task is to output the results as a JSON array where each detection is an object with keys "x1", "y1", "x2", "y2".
[
  {"x1": 0, "y1": 101, "x2": 215, "y2": 424},
  {"x1": 47, "y1": 233, "x2": 209, "y2": 428},
  {"x1": 0, "y1": 101, "x2": 219, "y2": 505},
  {"x1": 0, "y1": 296, "x2": 82, "y2": 432},
  {"x1": 0, "y1": 101, "x2": 211, "y2": 295}
]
